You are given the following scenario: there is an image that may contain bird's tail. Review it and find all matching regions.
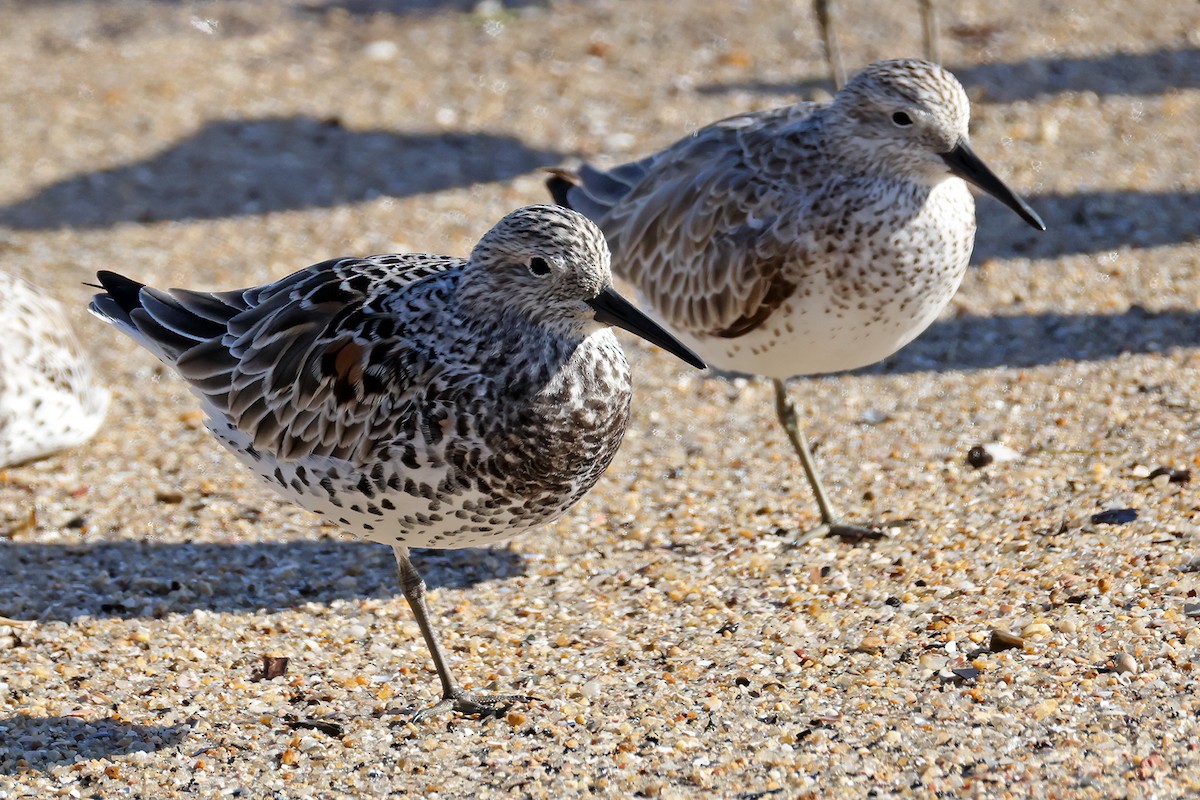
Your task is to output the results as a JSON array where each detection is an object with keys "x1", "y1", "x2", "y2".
[
  {"x1": 543, "y1": 160, "x2": 650, "y2": 225},
  {"x1": 544, "y1": 167, "x2": 579, "y2": 208},
  {"x1": 88, "y1": 271, "x2": 243, "y2": 364}
]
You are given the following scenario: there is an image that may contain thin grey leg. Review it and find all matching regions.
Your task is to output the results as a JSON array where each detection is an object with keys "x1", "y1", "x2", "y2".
[
  {"x1": 812, "y1": 0, "x2": 846, "y2": 89},
  {"x1": 772, "y1": 379, "x2": 885, "y2": 545},
  {"x1": 919, "y1": 0, "x2": 940, "y2": 63},
  {"x1": 393, "y1": 545, "x2": 531, "y2": 720}
]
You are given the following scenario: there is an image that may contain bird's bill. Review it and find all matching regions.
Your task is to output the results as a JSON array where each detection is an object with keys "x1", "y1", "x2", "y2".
[
  {"x1": 941, "y1": 139, "x2": 1046, "y2": 231},
  {"x1": 587, "y1": 287, "x2": 706, "y2": 369}
]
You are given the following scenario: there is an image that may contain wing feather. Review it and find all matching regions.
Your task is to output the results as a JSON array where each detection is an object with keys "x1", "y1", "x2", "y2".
[
  {"x1": 93, "y1": 254, "x2": 461, "y2": 465},
  {"x1": 553, "y1": 105, "x2": 823, "y2": 339}
]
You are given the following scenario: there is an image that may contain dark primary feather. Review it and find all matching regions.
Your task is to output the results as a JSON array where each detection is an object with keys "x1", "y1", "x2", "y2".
[{"x1": 94, "y1": 270, "x2": 146, "y2": 318}]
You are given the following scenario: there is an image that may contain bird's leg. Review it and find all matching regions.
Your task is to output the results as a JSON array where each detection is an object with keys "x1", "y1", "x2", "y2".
[
  {"x1": 771, "y1": 379, "x2": 884, "y2": 546},
  {"x1": 919, "y1": 0, "x2": 941, "y2": 64},
  {"x1": 812, "y1": 0, "x2": 847, "y2": 90},
  {"x1": 393, "y1": 546, "x2": 532, "y2": 720}
]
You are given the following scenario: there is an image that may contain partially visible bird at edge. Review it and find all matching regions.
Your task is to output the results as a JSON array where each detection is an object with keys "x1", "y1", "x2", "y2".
[
  {"x1": 547, "y1": 58, "x2": 1046, "y2": 544},
  {"x1": 0, "y1": 271, "x2": 108, "y2": 469},
  {"x1": 88, "y1": 204, "x2": 705, "y2": 719}
]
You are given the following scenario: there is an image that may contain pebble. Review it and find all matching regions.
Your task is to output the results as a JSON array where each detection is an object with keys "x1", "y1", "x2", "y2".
[
  {"x1": 982, "y1": 443, "x2": 1022, "y2": 462},
  {"x1": 1021, "y1": 621, "x2": 1052, "y2": 639},
  {"x1": 1147, "y1": 466, "x2": 1191, "y2": 484},
  {"x1": 855, "y1": 636, "x2": 884, "y2": 655},
  {"x1": 990, "y1": 629, "x2": 1026, "y2": 652},
  {"x1": 1112, "y1": 653, "x2": 1139, "y2": 674},
  {"x1": 1090, "y1": 508, "x2": 1139, "y2": 525},
  {"x1": 364, "y1": 41, "x2": 399, "y2": 62},
  {"x1": 965, "y1": 446, "x2": 993, "y2": 469}
]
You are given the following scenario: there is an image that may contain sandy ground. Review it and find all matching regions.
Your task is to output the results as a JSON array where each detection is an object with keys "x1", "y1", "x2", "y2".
[{"x1": 1, "y1": 0, "x2": 1199, "y2": 797}]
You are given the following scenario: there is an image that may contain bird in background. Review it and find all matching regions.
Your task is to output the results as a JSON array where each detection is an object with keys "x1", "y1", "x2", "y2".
[
  {"x1": 812, "y1": 0, "x2": 940, "y2": 89},
  {"x1": 548, "y1": 59, "x2": 1045, "y2": 544},
  {"x1": 89, "y1": 204, "x2": 704, "y2": 719},
  {"x1": 0, "y1": 271, "x2": 108, "y2": 468}
]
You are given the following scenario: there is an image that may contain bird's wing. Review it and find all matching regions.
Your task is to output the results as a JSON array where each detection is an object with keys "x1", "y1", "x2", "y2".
[
  {"x1": 555, "y1": 107, "x2": 819, "y2": 339},
  {"x1": 94, "y1": 254, "x2": 461, "y2": 464}
]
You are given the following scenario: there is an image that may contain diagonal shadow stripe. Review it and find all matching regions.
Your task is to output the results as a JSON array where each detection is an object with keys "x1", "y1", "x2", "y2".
[
  {"x1": 972, "y1": 190, "x2": 1200, "y2": 261},
  {"x1": 0, "y1": 116, "x2": 564, "y2": 230},
  {"x1": 0, "y1": 540, "x2": 525, "y2": 622},
  {"x1": 862, "y1": 307, "x2": 1200, "y2": 375},
  {"x1": 0, "y1": 716, "x2": 190, "y2": 773},
  {"x1": 695, "y1": 47, "x2": 1200, "y2": 101}
]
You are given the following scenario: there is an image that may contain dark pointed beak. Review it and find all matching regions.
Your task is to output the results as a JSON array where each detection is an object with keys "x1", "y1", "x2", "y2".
[
  {"x1": 941, "y1": 139, "x2": 1046, "y2": 231},
  {"x1": 586, "y1": 286, "x2": 706, "y2": 369}
]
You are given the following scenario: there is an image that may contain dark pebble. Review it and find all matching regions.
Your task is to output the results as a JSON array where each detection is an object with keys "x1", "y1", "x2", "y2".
[
  {"x1": 966, "y1": 446, "x2": 993, "y2": 469},
  {"x1": 286, "y1": 717, "x2": 345, "y2": 737},
  {"x1": 989, "y1": 629, "x2": 1025, "y2": 652},
  {"x1": 1091, "y1": 508, "x2": 1138, "y2": 525},
  {"x1": 1148, "y1": 466, "x2": 1191, "y2": 484}
]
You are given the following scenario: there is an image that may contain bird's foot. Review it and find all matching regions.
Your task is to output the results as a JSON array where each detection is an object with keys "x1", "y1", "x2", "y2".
[
  {"x1": 410, "y1": 689, "x2": 534, "y2": 722},
  {"x1": 789, "y1": 520, "x2": 889, "y2": 548}
]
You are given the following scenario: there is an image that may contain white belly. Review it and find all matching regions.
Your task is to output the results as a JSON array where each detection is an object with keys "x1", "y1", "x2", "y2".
[
  {"x1": 680, "y1": 179, "x2": 975, "y2": 379},
  {"x1": 688, "y1": 261, "x2": 966, "y2": 378}
]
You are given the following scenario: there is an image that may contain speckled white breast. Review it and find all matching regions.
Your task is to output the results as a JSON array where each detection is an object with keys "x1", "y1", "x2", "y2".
[
  {"x1": 688, "y1": 178, "x2": 975, "y2": 379},
  {"x1": 202, "y1": 328, "x2": 632, "y2": 550}
]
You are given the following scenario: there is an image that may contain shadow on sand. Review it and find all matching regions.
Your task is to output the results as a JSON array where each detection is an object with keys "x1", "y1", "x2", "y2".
[
  {"x1": 0, "y1": 540, "x2": 525, "y2": 623},
  {"x1": 695, "y1": 47, "x2": 1200, "y2": 102},
  {"x1": 0, "y1": 715, "x2": 190, "y2": 774},
  {"x1": 0, "y1": 116, "x2": 563, "y2": 230},
  {"x1": 864, "y1": 306, "x2": 1200, "y2": 375},
  {"x1": 972, "y1": 189, "x2": 1200, "y2": 261}
]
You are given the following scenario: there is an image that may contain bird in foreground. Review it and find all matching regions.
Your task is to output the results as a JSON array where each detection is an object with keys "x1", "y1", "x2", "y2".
[
  {"x1": 548, "y1": 58, "x2": 1045, "y2": 544},
  {"x1": 0, "y1": 272, "x2": 109, "y2": 468},
  {"x1": 88, "y1": 204, "x2": 704, "y2": 719}
]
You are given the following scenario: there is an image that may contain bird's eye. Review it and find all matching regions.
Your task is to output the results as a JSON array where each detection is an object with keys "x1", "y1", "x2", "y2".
[
  {"x1": 892, "y1": 111, "x2": 914, "y2": 127},
  {"x1": 528, "y1": 257, "x2": 551, "y2": 276}
]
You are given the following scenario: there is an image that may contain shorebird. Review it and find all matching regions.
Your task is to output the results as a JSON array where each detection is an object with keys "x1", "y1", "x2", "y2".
[
  {"x1": 89, "y1": 204, "x2": 704, "y2": 719},
  {"x1": 0, "y1": 272, "x2": 108, "y2": 468},
  {"x1": 548, "y1": 59, "x2": 1045, "y2": 543}
]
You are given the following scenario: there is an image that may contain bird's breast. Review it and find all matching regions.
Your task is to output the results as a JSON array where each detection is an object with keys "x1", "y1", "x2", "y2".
[{"x1": 693, "y1": 178, "x2": 976, "y2": 378}]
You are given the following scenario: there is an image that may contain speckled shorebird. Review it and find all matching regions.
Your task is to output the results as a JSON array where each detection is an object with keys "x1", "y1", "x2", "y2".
[
  {"x1": 0, "y1": 272, "x2": 108, "y2": 467},
  {"x1": 548, "y1": 59, "x2": 1045, "y2": 543},
  {"x1": 88, "y1": 205, "x2": 704, "y2": 719}
]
